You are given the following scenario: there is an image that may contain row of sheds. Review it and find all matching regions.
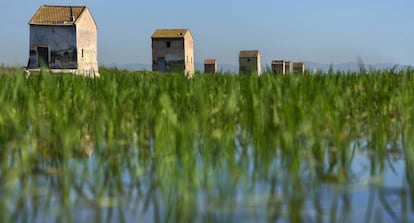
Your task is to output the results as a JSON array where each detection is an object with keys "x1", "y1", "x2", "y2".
[
  {"x1": 27, "y1": 5, "x2": 305, "y2": 77},
  {"x1": 207, "y1": 52, "x2": 305, "y2": 75}
]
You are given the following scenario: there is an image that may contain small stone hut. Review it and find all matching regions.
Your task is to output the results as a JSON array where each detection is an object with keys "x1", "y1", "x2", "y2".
[
  {"x1": 27, "y1": 5, "x2": 99, "y2": 76},
  {"x1": 204, "y1": 59, "x2": 217, "y2": 74},
  {"x1": 284, "y1": 61, "x2": 292, "y2": 74},
  {"x1": 272, "y1": 60, "x2": 286, "y2": 74},
  {"x1": 239, "y1": 50, "x2": 261, "y2": 76},
  {"x1": 293, "y1": 62, "x2": 305, "y2": 74},
  {"x1": 151, "y1": 29, "x2": 194, "y2": 77}
]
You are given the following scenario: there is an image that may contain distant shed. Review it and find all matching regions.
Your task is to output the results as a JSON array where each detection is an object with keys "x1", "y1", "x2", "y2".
[
  {"x1": 271, "y1": 60, "x2": 286, "y2": 74},
  {"x1": 284, "y1": 61, "x2": 292, "y2": 74},
  {"x1": 27, "y1": 5, "x2": 99, "y2": 76},
  {"x1": 204, "y1": 59, "x2": 217, "y2": 74},
  {"x1": 151, "y1": 29, "x2": 194, "y2": 77},
  {"x1": 239, "y1": 50, "x2": 261, "y2": 76},
  {"x1": 293, "y1": 62, "x2": 305, "y2": 74}
]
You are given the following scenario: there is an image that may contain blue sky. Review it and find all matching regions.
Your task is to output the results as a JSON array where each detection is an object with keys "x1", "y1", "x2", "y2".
[{"x1": 1, "y1": 0, "x2": 414, "y2": 67}]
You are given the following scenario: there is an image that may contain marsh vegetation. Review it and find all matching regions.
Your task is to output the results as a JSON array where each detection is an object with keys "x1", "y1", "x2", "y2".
[{"x1": 1, "y1": 67, "x2": 414, "y2": 222}]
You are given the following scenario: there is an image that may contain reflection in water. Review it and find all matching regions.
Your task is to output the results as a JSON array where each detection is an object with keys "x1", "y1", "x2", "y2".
[
  {"x1": 1, "y1": 135, "x2": 414, "y2": 223},
  {"x1": 1, "y1": 71, "x2": 414, "y2": 222}
]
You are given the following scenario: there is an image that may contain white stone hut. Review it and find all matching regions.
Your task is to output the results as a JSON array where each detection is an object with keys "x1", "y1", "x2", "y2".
[
  {"x1": 27, "y1": 5, "x2": 99, "y2": 77},
  {"x1": 239, "y1": 50, "x2": 261, "y2": 76},
  {"x1": 293, "y1": 62, "x2": 305, "y2": 74},
  {"x1": 272, "y1": 60, "x2": 287, "y2": 74},
  {"x1": 284, "y1": 61, "x2": 292, "y2": 74},
  {"x1": 151, "y1": 29, "x2": 194, "y2": 77},
  {"x1": 204, "y1": 59, "x2": 217, "y2": 74}
]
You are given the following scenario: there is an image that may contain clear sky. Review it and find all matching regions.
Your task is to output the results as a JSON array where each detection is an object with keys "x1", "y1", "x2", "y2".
[{"x1": 1, "y1": 0, "x2": 414, "y2": 67}]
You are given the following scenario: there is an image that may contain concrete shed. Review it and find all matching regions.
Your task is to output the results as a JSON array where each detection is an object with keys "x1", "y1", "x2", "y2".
[
  {"x1": 272, "y1": 60, "x2": 286, "y2": 74},
  {"x1": 151, "y1": 29, "x2": 194, "y2": 77},
  {"x1": 239, "y1": 50, "x2": 261, "y2": 76},
  {"x1": 284, "y1": 61, "x2": 292, "y2": 74},
  {"x1": 204, "y1": 59, "x2": 217, "y2": 74},
  {"x1": 27, "y1": 5, "x2": 99, "y2": 77},
  {"x1": 272, "y1": 60, "x2": 296, "y2": 75},
  {"x1": 293, "y1": 62, "x2": 305, "y2": 74}
]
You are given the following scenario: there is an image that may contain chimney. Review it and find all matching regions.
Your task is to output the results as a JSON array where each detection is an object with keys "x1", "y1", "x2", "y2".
[{"x1": 69, "y1": 6, "x2": 75, "y2": 22}]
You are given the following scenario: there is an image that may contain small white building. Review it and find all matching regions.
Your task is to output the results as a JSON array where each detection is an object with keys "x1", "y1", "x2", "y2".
[
  {"x1": 239, "y1": 50, "x2": 261, "y2": 76},
  {"x1": 293, "y1": 62, "x2": 305, "y2": 74},
  {"x1": 272, "y1": 60, "x2": 296, "y2": 74},
  {"x1": 204, "y1": 59, "x2": 217, "y2": 74},
  {"x1": 284, "y1": 61, "x2": 292, "y2": 74},
  {"x1": 271, "y1": 60, "x2": 286, "y2": 74},
  {"x1": 151, "y1": 29, "x2": 194, "y2": 77},
  {"x1": 27, "y1": 5, "x2": 99, "y2": 76}
]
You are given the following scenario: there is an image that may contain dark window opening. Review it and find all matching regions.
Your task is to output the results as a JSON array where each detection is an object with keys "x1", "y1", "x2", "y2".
[
  {"x1": 82, "y1": 49, "x2": 84, "y2": 58},
  {"x1": 166, "y1": 41, "x2": 171, "y2": 48},
  {"x1": 247, "y1": 58, "x2": 251, "y2": 62}
]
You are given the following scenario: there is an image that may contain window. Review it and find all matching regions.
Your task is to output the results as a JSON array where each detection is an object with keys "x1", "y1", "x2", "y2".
[
  {"x1": 166, "y1": 41, "x2": 171, "y2": 48},
  {"x1": 82, "y1": 49, "x2": 84, "y2": 58},
  {"x1": 247, "y1": 58, "x2": 251, "y2": 62}
]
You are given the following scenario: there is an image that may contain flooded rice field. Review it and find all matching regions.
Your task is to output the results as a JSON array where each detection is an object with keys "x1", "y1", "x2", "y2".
[{"x1": 1, "y1": 68, "x2": 414, "y2": 222}]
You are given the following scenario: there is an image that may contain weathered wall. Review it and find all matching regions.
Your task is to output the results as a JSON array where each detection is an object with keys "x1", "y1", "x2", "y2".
[
  {"x1": 204, "y1": 64, "x2": 217, "y2": 73},
  {"x1": 152, "y1": 32, "x2": 194, "y2": 76},
  {"x1": 76, "y1": 8, "x2": 99, "y2": 76},
  {"x1": 183, "y1": 32, "x2": 194, "y2": 76},
  {"x1": 272, "y1": 61, "x2": 286, "y2": 74},
  {"x1": 239, "y1": 56, "x2": 261, "y2": 75},
  {"x1": 152, "y1": 38, "x2": 185, "y2": 72},
  {"x1": 28, "y1": 25, "x2": 77, "y2": 69},
  {"x1": 293, "y1": 62, "x2": 305, "y2": 74},
  {"x1": 284, "y1": 62, "x2": 292, "y2": 73}
]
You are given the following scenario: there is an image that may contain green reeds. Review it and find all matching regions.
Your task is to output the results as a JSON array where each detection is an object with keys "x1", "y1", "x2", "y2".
[{"x1": 0, "y1": 66, "x2": 413, "y2": 222}]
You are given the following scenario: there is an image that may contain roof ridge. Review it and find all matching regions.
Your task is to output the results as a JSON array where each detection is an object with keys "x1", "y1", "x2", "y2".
[
  {"x1": 42, "y1": 5, "x2": 87, "y2": 8},
  {"x1": 29, "y1": 5, "x2": 88, "y2": 26},
  {"x1": 154, "y1": 28, "x2": 189, "y2": 30},
  {"x1": 151, "y1": 29, "x2": 192, "y2": 38}
]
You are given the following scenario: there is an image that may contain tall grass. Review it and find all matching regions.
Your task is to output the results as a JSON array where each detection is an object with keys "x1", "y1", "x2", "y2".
[{"x1": 0, "y1": 66, "x2": 413, "y2": 222}]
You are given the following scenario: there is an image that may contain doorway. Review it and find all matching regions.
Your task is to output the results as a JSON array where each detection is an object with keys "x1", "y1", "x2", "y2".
[
  {"x1": 37, "y1": 46, "x2": 49, "y2": 67},
  {"x1": 157, "y1": 57, "x2": 167, "y2": 72}
]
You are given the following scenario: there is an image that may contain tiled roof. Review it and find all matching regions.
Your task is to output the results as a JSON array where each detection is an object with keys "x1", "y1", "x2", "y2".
[
  {"x1": 239, "y1": 50, "x2": 260, "y2": 58},
  {"x1": 204, "y1": 59, "x2": 216, "y2": 64},
  {"x1": 151, "y1": 29, "x2": 191, "y2": 38},
  {"x1": 29, "y1": 5, "x2": 86, "y2": 25}
]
